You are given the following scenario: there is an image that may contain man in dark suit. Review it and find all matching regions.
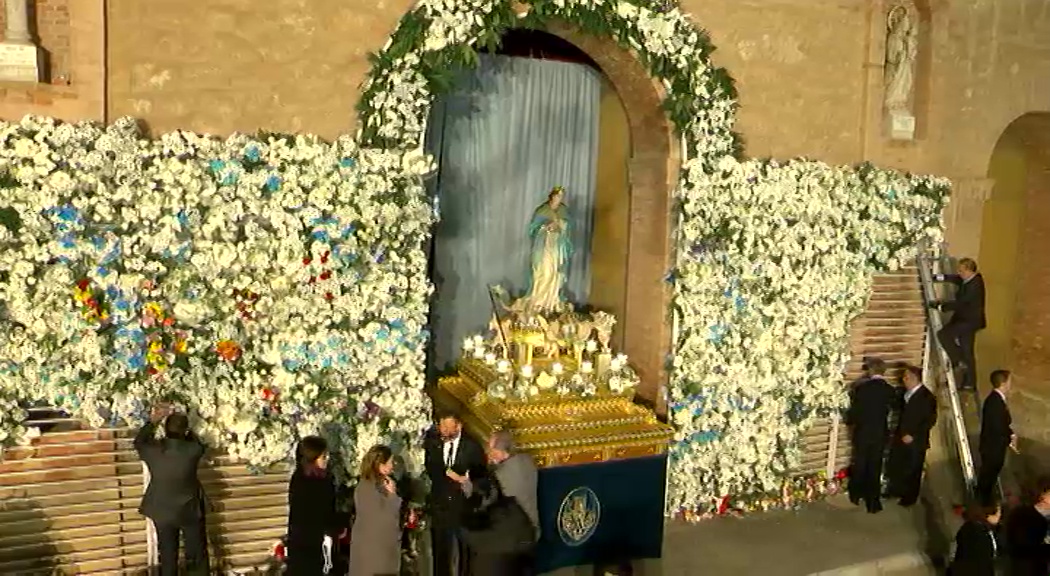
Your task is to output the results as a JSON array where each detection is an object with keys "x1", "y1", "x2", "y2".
[
  {"x1": 931, "y1": 257, "x2": 987, "y2": 391},
  {"x1": 134, "y1": 403, "x2": 208, "y2": 576},
  {"x1": 886, "y1": 364, "x2": 937, "y2": 507},
  {"x1": 976, "y1": 369, "x2": 1014, "y2": 506},
  {"x1": 425, "y1": 409, "x2": 487, "y2": 576},
  {"x1": 845, "y1": 356, "x2": 897, "y2": 513}
]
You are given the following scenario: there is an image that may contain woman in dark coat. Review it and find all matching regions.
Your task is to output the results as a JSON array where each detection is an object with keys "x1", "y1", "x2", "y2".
[
  {"x1": 286, "y1": 436, "x2": 340, "y2": 575},
  {"x1": 349, "y1": 444, "x2": 402, "y2": 576},
  {"x1": 1005, "y1": 476, "x2": 1050, "y2": 576},
  {"x1": 949, "y1": 503, "x2": 1002, "y2": 576}
]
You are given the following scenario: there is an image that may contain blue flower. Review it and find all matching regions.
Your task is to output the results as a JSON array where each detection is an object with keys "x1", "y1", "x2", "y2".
[
  {"x1": 209, "y1": 159, "x2": 226, "y2": 173},
  {"x1": 311, "y1": 230, "x2": 330, "y2": 242},
  {"x1": 56, "y1": 205, "x2": 79, "y2": 222},
  {"x1": 245, "y1": 146, "x2": 261, "y2": 162},
  {"x1": 707, "y1": 323, "x2": 727, "y2": 344},
  {"x1": 389, "y1": 319, "x2": 405, "y2": 331},
  {"x1": 734, "y1": 295, "x2": 746, "y2": 311},
  {"x1": 90, "y1": 235, "x2": 106, "y2": 249},
  {"x1": 128, "y1": 353, "x2": 146, "y2": 370},
  {"x1": 96, "y1": 266, "x2": 111, "y2": 277},
  {"x1": 265, "y1": 174, "x2": 281, "y2": 192},
  {"x1": 221, "y1": 172, "x2": 239, "y2": 186},
  {"x1": 340, "y1": 157, "x2": 356, "y2": 168},
  {"x1": 886, "y1": 187, "x2": 898, "y2": 200},
  {"x1": 176, "y1": 210, "x2": 190, "y2": 227},
  {"x1": 58, "y1": 233, "x2": 76, "y2": 249}
]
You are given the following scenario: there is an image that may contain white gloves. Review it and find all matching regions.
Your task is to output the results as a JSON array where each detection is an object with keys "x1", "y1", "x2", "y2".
[{"x1": 322, "y1": 535, "x2": 333, "y2": 574}]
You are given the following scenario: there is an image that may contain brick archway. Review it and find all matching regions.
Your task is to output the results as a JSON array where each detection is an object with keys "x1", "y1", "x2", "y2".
[
  {"x1": 978, "y1": 111, "x2": 1050, "y2": 472},
  {"x1": 541, "y1": 22, "x2": 680, "y2": 410}
]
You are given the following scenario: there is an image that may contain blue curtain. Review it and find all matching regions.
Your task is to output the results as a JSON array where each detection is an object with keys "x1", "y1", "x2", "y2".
[{"x1": 425, "y1": 54, "x2": 601, "y2": 371}]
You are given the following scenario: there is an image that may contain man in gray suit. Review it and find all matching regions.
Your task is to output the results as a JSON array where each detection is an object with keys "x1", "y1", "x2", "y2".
[
  {"x1": 455, "y1": 430, "x2": 540, "y2": 575},
  {"x1": 134, "y1": 403, "x2": 208, "y2": 576}
]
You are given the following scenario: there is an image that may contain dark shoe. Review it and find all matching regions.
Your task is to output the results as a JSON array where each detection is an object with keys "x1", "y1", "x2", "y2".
[
  {"x1": 850, "y1": 496, "x2": 862, "y2": 506},
  {"x1": 866, "y1": 500, "x2": 883, "y2": 514},
  {"x1": 898, "y1": 499, "x2": 917, "y2": 508}
]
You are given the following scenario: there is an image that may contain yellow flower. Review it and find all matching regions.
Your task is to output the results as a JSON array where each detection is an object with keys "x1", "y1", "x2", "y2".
[
  {"x1": 144, "y1": 302, "x2": 164, "y2": 317},
  {"x1": 174, "y1": 339, "x2": 188, "y2": 354},
  {"x1": 149, "y1": 341, "x2": 163, "y2": 353}
]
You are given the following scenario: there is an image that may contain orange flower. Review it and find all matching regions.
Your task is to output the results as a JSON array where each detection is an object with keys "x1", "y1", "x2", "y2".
[{"x1": 216, "y1": 340, "x2": 242, "y2": 362}]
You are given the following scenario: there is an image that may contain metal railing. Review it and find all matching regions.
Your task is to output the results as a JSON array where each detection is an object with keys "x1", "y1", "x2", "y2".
[{"x1": 916, "y1": 240, "x2": 977, "y2": 491}]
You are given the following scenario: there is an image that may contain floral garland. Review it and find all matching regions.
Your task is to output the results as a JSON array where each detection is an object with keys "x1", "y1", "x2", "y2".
[
  {"x1": 0, "y1": 116, "x2": 435, "y2": 473},
  {"x1": 355, "y1": 0, "x2": 949, "y2": 515}
]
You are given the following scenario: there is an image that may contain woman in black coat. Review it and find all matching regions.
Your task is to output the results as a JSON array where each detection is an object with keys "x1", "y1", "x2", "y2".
[
  {"x1": 1005, "y1": 476, "x2": 1050, "y2": 576},
  {"x1": 286, "y1": 436, "x2": 341, "y2": 575},
  {"x1": 949, "y1": 503, "x2": 1002, "y2": 576}
]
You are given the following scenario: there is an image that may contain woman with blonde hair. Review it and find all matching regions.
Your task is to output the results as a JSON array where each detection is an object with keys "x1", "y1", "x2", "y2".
[{"x1": 349, "y1": 445, "x2": 402, "y2": 576}]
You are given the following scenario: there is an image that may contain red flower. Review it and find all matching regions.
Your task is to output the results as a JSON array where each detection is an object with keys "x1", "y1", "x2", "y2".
[
  {"x1": 163, "y1": 317, "x2": 175, "y2": 327},
  {"x1": 321, "y1": 251, "x2": 330, "y2": 264},
  {"x1": 835, "y1": 468, "x2": 849, "y2": 480},
  {"x1": 302, "y1": 257, "x2": 312, "y2": 265},
  {"x1": 76, "y1": 278, "x2": 90, "y2": 291},
  {"x1": 147, "y1": 367, "x2": 158, "y2": 376},
  {"x1": 324, "y1": 292, "x2": 334, "y2": 301},
  {"x1": 319, "y1": 271, "x2": 331, "y2": 281},
  {"x1": 717, "y1": 495, "x2": 730, "y2": 515},
  {"x1": 86, "y1": 298, "x2": 98, "y2": 309}
]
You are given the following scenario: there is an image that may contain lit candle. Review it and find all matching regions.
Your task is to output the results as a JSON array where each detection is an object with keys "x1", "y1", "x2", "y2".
[
  {"x1": 484, "y1": 352, "x2": 496, "y2": 365},
  {"x1": 521, "y1": 365, "x2": 534, "y2": 379},
  {"x1": 473, "y1": 346, "x2": 485, "y2": 359},
  {"x1": 585, "y1": 340, "x2": 597, "y2": 353},
  {"x1": 581, "y1": 361, "x2": 593, "y2": 374},
  {"x1": 463, "y1": 338, "x2": 474, "y2": 352},
  {"x1": 497, "y1": 360, "x2": 510, "y2": 373},
  {"x1": 473, "y1": 334, "x2": 484, "y2": 347},
  {"x1": 552, "y1": 362, "x2": 564, "y2": 375}
]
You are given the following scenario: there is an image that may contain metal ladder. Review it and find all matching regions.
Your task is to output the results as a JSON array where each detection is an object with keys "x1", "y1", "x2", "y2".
[{"x1": 915, "y1": 240, "x2": 979, "y2": 497}]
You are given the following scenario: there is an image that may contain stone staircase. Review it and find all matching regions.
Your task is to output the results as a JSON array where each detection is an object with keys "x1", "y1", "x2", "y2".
[
  {"x1": 795, "y1": 267, "x2": 927, "y2": 477},
  {"x1": 0, "y1": 409, "x2": 289, "y2": 575}
]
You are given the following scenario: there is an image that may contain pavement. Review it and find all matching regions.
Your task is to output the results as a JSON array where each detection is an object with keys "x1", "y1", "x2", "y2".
[{"x1": 413, "y1": 495, "x2": 939, "y2": 576}]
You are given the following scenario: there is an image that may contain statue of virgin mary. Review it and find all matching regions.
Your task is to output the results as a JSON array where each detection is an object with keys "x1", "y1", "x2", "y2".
[{"x1": 520, "y1": 186, "x2": 572, "y2": 314}]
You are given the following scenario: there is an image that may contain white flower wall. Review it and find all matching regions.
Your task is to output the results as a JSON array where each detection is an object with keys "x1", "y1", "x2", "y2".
[{"x1": 0, "y1": 116, "x2": 434, "y2": 473}]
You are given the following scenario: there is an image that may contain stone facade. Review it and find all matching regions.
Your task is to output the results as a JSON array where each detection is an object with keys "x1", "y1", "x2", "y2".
[{"x1": 2, "y1": 0, "x2": 1050, "y2": 438}]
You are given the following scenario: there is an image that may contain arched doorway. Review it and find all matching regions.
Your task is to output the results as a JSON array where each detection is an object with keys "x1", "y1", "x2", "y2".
[
  {"x1": 978, "y1": 111, "x2": 1050, "y2": 468},
  {"x1": 415, "y1": 23, "x2": 676, "y2": 407}
]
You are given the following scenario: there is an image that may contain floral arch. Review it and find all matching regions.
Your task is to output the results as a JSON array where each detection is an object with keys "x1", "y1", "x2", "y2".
[{"x1": 0, "y1": 0, "x2": 948, "y2": 517}]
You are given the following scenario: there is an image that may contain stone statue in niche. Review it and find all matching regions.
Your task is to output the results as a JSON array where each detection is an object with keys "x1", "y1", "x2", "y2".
[{"x1": 884, "y1": 2, "x2": 918, "y2": 140}]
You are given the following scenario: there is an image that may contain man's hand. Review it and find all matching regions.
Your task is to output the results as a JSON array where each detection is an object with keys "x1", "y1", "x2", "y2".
[
  {"x1": 902, "y1": 434, "x2": 914, "y2": 445},
  {"x1": 445, "y1": 469, "x2": 469, "y2": 484},
  {"x1": 382, "y1": 476, "x2": 397, "y2": 495},
  {"x1": 149, "y1": 403, "x2": 171, "y2": 424},
  {"x1": 1010, "y1": 434, "x2": 1019, "y2": 451}
]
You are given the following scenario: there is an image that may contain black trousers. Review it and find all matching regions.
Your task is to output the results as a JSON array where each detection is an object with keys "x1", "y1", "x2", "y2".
[
  {"x1": 155, "y1": 515, "x2": 208, "y2": 576},
  {"x1": 887, "y1": 442, "x2": 926, "y2": 504},
  {"x1": 848, "y1": 441, "x2": 886, "y2": 508},
  {"x1": 938, "y1": 323, "x2": 977, "y2": 390},
  {"x1": 431, "y1": 511, "x2": 469, "y2": 576},
  {"x1": 976, "y1": 447, "x2": 1006, "y2": 506}
]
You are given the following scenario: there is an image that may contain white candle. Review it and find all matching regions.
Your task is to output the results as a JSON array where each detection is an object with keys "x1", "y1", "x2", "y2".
[
  {"x1": 521, "y1": 365, "x2": 534, "y2": 379},
  {"x1": 473, "y1": 334, "x2": 484, "y2": 347},
  {"x1": 497, "y1": 360, "x2": 510, "y2": 373},
  {"x1": 463, "y1": 338, "x2": 474, "y2": 352},
  {"x1": 586, "y1": 340, "x2": 597, "y2": 353},
  {"x1": 473, "y1": 346, "x2": 485, "y2": 359},
  {"x1": 484, "y1": 353, "x2": 496, "y2": 365},
  {"x1": 581, "y1": 361, "x2": 593, "y2": 374},
  {"x1": 552, "y1": 362, "x2": 564, "y2": 375}
]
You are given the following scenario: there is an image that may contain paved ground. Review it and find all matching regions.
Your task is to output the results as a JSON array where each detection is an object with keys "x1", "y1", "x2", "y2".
[{"x1": 541, "y1": 495, "x2": 937, "y2": 576}]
